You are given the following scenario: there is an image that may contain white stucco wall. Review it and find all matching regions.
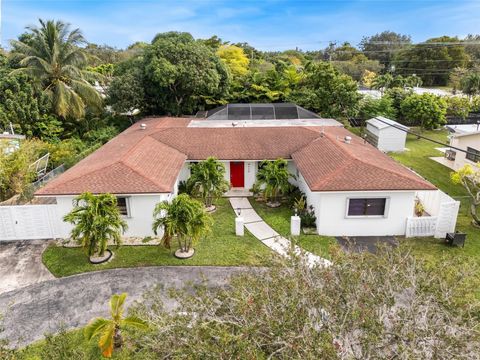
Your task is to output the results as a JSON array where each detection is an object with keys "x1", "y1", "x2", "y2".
[
  {"x1": 450, "y1": 135, "x2": 480, "y2": 170},
  {"x1": 55, "y1": 193, "x2": 170, "y2": 238},
  {"x1": 297, "y1": 172, "x2": 415, "y2": 236}
]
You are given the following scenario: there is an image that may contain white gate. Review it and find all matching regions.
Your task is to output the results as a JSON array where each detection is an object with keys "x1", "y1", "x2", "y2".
[
  {"x1": 406, "y1": 190, "x2": 461, "y2": 239},
  {"x1": 0, "y1": 205, "x2": 62, "y2": 241}
]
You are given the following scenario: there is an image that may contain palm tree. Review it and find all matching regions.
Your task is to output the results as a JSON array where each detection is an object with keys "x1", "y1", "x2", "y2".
[
  {"x1": 461, "y1": 73, "x2": 480, "y2": 97},
  {"x1": 152, "y1": 194, "x2": 212, "y2": 256},
  {"x1": 371, "y1": 73, "x2": 394, "y2": 94},
  {"x1": 188, "y1": 157, "x2": 230, "y2": 210},
  {"x1": 255, "y1": 158, "x2": 295, "y2": 207},
  {"x1": 84, "y1": 293, "x2": 148, "y2": 358},
  {"x1": 10, "y1": 19, "x2": 102, "y2": 119},
  {"x1": 63, "y1": 193, "x2": 127, "y2": 258}
]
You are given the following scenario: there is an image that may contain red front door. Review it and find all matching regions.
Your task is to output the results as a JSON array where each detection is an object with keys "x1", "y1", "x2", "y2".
[{"x1": 230, "y1": 162, "x2": 245, "y2": 187}]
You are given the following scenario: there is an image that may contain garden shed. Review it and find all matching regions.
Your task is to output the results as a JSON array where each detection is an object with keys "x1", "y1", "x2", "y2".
[{"x1": 366, "y1": 116, "x2": 409, "y2": 152}]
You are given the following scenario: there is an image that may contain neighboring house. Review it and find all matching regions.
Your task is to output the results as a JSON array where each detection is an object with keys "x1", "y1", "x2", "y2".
[
  {"x1": 365, "y1": 116, "x2": 409, "y2": 152},
  {"x1": 441, "y1": 131, "x2": 480, "y2": 170},
  {"x1": 35, "y1": 111, "x2": 437, "y2": 238},
  {"x1": 0, "y1": 133, "x2": 25, "y2": 154}
]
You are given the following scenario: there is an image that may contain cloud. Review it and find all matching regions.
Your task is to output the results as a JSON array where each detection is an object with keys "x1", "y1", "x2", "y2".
[{"x1": 2, "y1": 0, "x2": 480, "y2": 50}]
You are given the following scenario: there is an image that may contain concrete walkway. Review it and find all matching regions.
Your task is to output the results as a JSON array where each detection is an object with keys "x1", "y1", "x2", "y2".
[
  {"x1": 0, "y1": 266, "x2": 248, "y2": 347},
  {"x1": 229, "y1": 198, "x2": 331, "y2": 268}
]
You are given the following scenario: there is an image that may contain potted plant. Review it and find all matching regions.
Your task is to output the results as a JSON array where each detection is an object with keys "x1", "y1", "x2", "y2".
[
  {"x1": 188, "y1": 157, "x2": 230, "y2": 212},
  {"x1": 254, "y1": 158, "x2": 295, "y2": 208},
  {"x1": 414, "y1": 198, "x2": 425, "y2": 217},
  {"x1": 63, "y1": 192, "x2": 127, "y2": 263},
  {"x1": 152, "y1": 194, "x2": 212, "y2": 258}
]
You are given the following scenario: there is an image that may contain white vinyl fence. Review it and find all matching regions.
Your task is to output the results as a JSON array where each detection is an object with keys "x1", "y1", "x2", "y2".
[
  {"x1": 0, "y1": 205, "x2": 62, "y2": 241},
  {"x1": 406, "y1": 190, "x2": 460, "y2": 238}
]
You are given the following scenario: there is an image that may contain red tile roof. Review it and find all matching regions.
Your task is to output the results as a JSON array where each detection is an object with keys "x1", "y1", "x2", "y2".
[
  {"x1": 36, "y1": 117, "x2": 435, "y2": 196},
  {"x1": 292, "y1": 127, "x2": 436, "y2": 191},
  {"x1": 151, "y1": 127, "x2": 320, "y2": 160}
]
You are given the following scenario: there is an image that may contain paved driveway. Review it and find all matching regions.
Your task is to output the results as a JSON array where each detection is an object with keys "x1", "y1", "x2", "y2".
[
  {"x1": 0, "y1": 240, "x2": 54, "y2": 294},
  {"x1": 0, "y1": 266, "x2": 248, "y2": 347}
]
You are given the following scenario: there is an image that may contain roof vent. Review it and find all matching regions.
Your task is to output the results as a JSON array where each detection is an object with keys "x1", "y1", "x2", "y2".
[
  {"x1": 140, "y1": 123, "x2": 147, "y2": 130},
  {"x1": 344, "y1": 136, "x2": 352, "y2": 144}
]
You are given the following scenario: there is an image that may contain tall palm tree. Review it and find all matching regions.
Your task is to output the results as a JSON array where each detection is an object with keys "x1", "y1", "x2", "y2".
[
  {"x1": 255, "y1": 158, "x2": 295, "y2": 207},
  {"x1": 188, "y1": 157, "x2": 230, "y2": 209},
  {"x1": 10, "y1": 19, "x2": 102, "y2": 119},
  {"x1": 84, "y1": 293, "x2": 148, "y2": 358},
  {"x1": 63, "y1": 192, "x2": 127, "y2": 258},
  {"x1": 152, "y1": 194, "x2": 212, "y2": 255}
]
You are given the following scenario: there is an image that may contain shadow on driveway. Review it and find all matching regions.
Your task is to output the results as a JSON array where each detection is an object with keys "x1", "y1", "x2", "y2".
[{"x1": 335, "y1": 236, "x2": 398, "y2": 253}]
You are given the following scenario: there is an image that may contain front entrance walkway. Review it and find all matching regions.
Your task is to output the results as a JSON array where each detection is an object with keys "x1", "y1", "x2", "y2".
[
  {"x1": 229, "y1": 198, "x2": 331, "y2": 268},
  {"x1": 224, "y1": 188, "x2": 253, "y2": 197}
]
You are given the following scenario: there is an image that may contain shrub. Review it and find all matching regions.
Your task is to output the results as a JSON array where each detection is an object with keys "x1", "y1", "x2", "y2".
[
  {"x1": 400, "y1": 93, "x2": 447, "y2": 129},
  {"x1": 300, "y1": 205, "x2": 317, "y2": 227}
]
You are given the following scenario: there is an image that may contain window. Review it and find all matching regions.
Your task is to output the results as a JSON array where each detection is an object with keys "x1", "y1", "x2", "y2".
[
  {"x1": 466, "y1": 147, "x2": 480, "y2": 163},
  {"x1": 347, "y1": 198, "x2": 387, "y2": 217},
  {"x1": 116, "y1": 197, "x2": 129, "y2": 216}
]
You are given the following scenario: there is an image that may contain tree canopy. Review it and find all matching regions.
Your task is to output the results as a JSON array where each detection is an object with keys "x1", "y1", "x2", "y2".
[{"x1": 143, "y1": 31, "x2": 230, "y2": 115}]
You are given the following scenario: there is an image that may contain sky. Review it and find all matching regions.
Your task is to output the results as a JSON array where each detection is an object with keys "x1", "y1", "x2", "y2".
[{"x1": 1, "y1": 0, "x2": 480, "y2": 51}]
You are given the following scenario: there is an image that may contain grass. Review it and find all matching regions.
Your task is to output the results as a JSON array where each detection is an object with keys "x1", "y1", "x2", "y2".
[
  {"x1": 389, "y1": 128, "x2": 480, "y2": 262},
  {"x1": 249, "y1": 198, "x2": 337, "y2": 259},
  {"x1": 42, "y1": 198, "x2": 273, "y2": 277}
]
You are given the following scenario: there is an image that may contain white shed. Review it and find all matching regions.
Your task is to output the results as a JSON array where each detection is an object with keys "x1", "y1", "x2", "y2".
[{"x1": 366, "y1": 116, "x2": 409, "y2": 152}]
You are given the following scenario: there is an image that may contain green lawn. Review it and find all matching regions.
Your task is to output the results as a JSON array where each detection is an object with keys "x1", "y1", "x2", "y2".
[
  {"x1": 389, "y1": 128, "x2": 480, "y2": 261},
  {"x1": 43, "y1": 198, "x2": 273, "y2": 277},
  {"x1": 249, "y1": 198, "x2": 337, "y2": 259}
]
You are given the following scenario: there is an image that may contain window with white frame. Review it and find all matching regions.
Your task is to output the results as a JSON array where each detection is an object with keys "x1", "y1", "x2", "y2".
[{"x1": 347, "y1": 198, "x2": 387, "y2": 217}]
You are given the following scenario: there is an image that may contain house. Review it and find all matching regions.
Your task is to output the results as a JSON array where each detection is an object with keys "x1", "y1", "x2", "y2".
[
  {"x1": 0, "y1": 132, "x2": 25, "y2": 154},
  {"x1": 35, "y1": 110, "x2": 438, "y2": 238},
  {"x1": 436, "y1": 131, "x2": 480, "y2": 170},
  {"x1": 365, "y1": 116, "x2": 409, "y2": 153}
]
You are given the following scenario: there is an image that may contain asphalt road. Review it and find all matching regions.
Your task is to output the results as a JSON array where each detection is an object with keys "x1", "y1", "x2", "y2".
[{"x1": 0, "y1": 266, "x2": 247, "y2": 347}]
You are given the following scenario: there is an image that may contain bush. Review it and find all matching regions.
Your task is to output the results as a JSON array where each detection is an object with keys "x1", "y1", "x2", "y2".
[
  {"x1": 300, "y1": 205, "x2": 317, "y2": 227},
  {"x1": 357, "y1": 96, "x2": 397, "y2": 120},
  {"x1": 446, "y1": 96, "x2": 471, "y2": 120},
  {"x1": 400, "y1": 93, "x2": 447, "y2": 129},
  {"x1": 125, "y1": 249, "x2": 480, "y2": 358}
]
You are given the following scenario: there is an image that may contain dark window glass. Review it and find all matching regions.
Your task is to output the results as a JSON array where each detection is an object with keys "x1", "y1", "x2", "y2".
[
  {"x1": 117, "y1": 197, "x2": 128, "y2": 216},
  {"x1": 466, "y1": 147, "x2": 480, "y2": 163},
  {"x1": 251, "y1": 105, "x2": 275, "y2": 120},
  {"x1": 228, "y1": 104, "x2": 250, "y2": 120},
  {"x1": 274, "y1": 103, "x2": 299, "y2": 119},
  {"x1": 348, "y1": 198, "x2": 386, "y2": 216}
]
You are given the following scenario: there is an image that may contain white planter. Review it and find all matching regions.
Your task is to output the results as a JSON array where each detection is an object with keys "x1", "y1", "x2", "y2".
[{"x1": 291, "y1": 215, "x2": 301, "y2": 236}]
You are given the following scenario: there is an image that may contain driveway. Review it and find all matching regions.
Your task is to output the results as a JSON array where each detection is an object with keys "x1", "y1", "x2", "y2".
[
  {"x1": 0, "y1": 240, "x2": 54, "y2": 294},
  {"x1": 0, "y1": 266, "x2": 249, "y2": 347}
]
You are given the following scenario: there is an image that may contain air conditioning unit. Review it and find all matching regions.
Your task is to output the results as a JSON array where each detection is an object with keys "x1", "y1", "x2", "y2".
[{"x1": 445, "y1": 149, "x2": 456, "y2": 161}]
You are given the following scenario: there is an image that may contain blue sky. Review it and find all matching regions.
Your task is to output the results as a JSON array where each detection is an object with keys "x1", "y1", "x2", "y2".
[{"x1": 2, "y1": 0, "x2": 480, "y2": 50}]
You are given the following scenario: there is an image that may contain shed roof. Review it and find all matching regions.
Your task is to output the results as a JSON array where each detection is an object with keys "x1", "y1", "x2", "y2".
[{"x1": 367, "y1": 116, "x2": 409, "y2": 131}]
